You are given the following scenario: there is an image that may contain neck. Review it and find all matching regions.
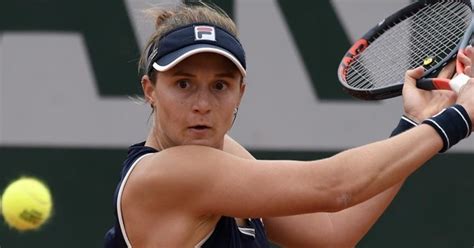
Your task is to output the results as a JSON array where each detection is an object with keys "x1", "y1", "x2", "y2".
[{"x1": 145, "y1": 128, "x2": 166, "y2": 151}]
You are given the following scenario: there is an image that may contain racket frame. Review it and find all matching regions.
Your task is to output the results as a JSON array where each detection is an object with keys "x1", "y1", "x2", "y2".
[{"x1": 338, "y1": 0, "x2": 473, "y2": 100}]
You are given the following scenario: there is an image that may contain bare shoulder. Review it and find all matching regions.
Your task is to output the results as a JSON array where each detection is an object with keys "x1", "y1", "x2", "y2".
[
  {"x1": 223, "y1": 135, "x2": 255, "y2": 159},
  {"x1": 120, "y1": 145, "x2": 227, "y2": 246},
  {"x1": 122, "y1": 145, "x2": 248, "y2": 211},
  {"x1": 125, "y1": 145, "x2": 217, "y2": 194}
]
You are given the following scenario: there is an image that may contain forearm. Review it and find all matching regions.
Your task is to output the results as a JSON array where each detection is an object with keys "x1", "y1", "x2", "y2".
[
  {"x1": 264, "y1": 183, "x2": 404, "y2": 247},
  {"x1": 223, "y1": 127, "x2": 437, "y2": 214},
  {"x1": 319, "y1": 124, "x2": 441, "y2": 211},
  {"x1": 328, "y1": 181, "x2": 404, "y2": 246}
]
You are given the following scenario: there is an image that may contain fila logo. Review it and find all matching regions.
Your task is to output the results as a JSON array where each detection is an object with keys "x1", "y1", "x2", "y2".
[{"x1": 194, "y1": 26, "x2": 216, "y2": 41}]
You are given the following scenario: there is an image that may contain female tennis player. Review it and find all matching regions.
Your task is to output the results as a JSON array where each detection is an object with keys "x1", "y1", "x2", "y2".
[{"x1": 104, "y1": 2, "x2": 474, "y2": 247}]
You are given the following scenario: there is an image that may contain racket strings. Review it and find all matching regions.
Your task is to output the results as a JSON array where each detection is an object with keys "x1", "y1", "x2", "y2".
[
  {"x1": 347, "y1": 1, "x2": 468, "y2": 89},
  {"x1": 347, "y1": 3, "x2": 469, "y2": 89},
  {"x1": 396, "y1": 4, "x2": 467, "y2": 71},
  {"x1": 348, "y1": 1, "x2": 468, "y2": 89},
  {"x1": 408, "y1": 2, "x2": 469, "y2": 62},
  {"x1": 394, "y1": 1, "x2": 465, "y2": 60},
  {"x1": 345, "y1": 1, "x2": 471, "y2": 90}
]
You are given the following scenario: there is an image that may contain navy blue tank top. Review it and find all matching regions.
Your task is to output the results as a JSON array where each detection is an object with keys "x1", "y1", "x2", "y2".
[{"x1": 104, "y1": 142, "x2": 270, "y2": 247}]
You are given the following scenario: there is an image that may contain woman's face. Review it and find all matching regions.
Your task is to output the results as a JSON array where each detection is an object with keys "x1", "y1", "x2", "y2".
[{"x1": 145, "y1": 53, "x2": 245, "y2": 149}]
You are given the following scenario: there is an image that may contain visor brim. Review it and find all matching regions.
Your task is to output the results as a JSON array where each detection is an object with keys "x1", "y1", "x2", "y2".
[{"x1": 153, "y1": 44, "x2": 246, "y2": 77}]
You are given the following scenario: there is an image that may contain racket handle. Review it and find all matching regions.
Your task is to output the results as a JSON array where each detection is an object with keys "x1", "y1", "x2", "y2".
[
  {"x1": 416, "y1": 74, "x2": 470, "y2": 93},
  {"x1": 416, "y1": 78, "x2": 450, "y2": 90}
]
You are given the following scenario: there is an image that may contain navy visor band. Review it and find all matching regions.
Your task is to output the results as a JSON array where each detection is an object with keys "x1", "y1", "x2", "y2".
[{"x1": 146, "y1": 23, "x2": 246, "y2": 76}]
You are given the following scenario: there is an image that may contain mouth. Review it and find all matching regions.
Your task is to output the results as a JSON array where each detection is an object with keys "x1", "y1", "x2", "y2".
[{"x1": 189, "y1": 125, "x2": 211, "y2": 131}]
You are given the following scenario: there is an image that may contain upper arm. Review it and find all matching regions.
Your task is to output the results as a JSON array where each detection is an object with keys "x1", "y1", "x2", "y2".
[{"x1": 223, "y1": 134, "x2": 255, "y2": 159}]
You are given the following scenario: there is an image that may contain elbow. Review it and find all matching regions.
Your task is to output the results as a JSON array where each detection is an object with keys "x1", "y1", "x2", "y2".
[
  {"x1": 309, "y1": 161, "x2": 357, "y2": 212},
  {"x1": 335, "y1": 191, "x2": 353, "y2": 211},
  {"x1": 324, "y1": 190, "x2": 354, "y2": 213},
  {"x1": 313, "y1": 174, "x2": 354, "y2": 212}
]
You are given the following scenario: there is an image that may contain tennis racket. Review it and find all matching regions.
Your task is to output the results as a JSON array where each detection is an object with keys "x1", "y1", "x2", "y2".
[{"x1": 338, "y1": 0, "x2": 473, "y2": 100}]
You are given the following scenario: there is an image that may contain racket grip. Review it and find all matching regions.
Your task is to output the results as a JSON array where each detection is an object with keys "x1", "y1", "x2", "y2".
[
  {"x1": 416, "y1": 75, "x2": 470, "y2": 93},
  {"x1": 416, "y1": 78, "x2": 440, "y2": 90},
  {"x1": 416, "y1": 78, "x2": 453, "y2": 91}
]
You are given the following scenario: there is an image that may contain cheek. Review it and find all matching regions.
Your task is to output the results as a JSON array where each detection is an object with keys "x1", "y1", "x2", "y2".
[
  {"x1": 155, "y1": 95, "x2": 187, "y2": 125},
  {"x1": 219, "y1": 98, "x2": 239, "y2": 122},
  {"x1": 157, "y1": 102, "x2": 184, "y2": 122},
  {"x1": 224, "y1": 93, "x2": 241, "y2": 110}
]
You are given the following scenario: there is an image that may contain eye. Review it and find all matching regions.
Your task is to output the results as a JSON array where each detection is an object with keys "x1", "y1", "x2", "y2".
[
  {"x1": 177, "y1": 80, "x2": 190, "y2": 89},
  {"x1": 214, "y1": 80, "x2": 227, "y2": 91}
]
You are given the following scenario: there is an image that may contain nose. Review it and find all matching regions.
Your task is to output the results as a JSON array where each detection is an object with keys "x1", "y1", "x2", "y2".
[{"x1": 192, "y1": 89, "x2": 212, "y2": 114}]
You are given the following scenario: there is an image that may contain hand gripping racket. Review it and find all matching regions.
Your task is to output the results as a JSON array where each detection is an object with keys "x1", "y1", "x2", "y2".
[{"x1": 338, "y1": 0, "x2": 473, "y2": 100}]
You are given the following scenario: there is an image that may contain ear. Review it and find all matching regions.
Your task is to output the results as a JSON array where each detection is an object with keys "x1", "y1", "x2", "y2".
[
  {"x1": 141, "y1": 75, "x2": 156, "y2": 105},
  {"x1": 237, "y1": 82, "x2": 246, "y2": 107}
]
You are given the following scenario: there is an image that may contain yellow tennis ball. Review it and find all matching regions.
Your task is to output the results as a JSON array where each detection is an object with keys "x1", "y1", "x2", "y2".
[{"x1": 1, "y1": 177, "x2": 53, "y2": 231}]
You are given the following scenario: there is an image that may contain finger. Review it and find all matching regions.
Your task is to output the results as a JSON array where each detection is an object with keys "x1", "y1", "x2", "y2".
[
  {"x1": 407, "y1": 66, "x2": 425, "y2": 78},
  {"x1": 464, "y1": 46, "x2": 474, "y2": 66},
  {"x1": 438, "y1": 59, "x2": 456, "y2": 78},
  {"x1": 464, "y1": 45, "x2": 474, "y2": 58},
  {"x1": 462, "y1": 45, "x2": 474, "y2": 77},
  {"x1": 458, "y1": 51, "x2": 471, "y2": 67},
  {"x1": 404, "y1": 66, "x2": 425, "y2": 85},
  {"x1": 463, "y1": 65, "x2": 471, "y2": 76}
]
